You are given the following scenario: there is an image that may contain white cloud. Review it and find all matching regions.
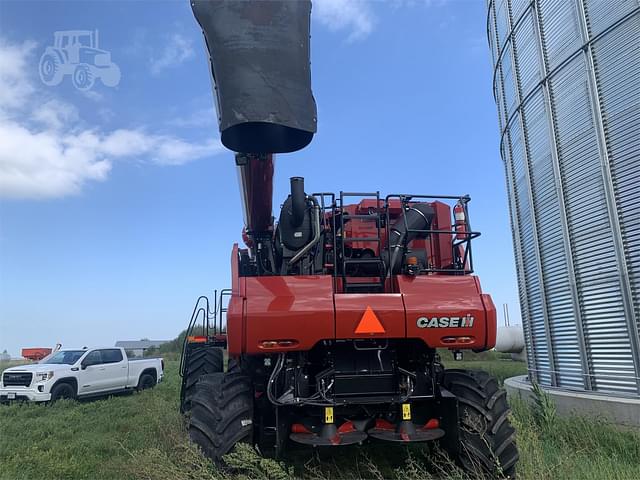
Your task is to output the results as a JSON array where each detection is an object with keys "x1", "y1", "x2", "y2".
[
  {"x1": 313, "y1": 0, "x2": 375, "y2": 41},
  {"x1": 0, "y1": 123, "x2": 111, "y2": 198},
  {"x1": 152, "y1": 136, "x2": 222, "y2": 165},
  {"x1": 0, "y1": 38, "x2": 223, "y2": 200},
  {"x1": 312, "y1": 0, "x2": 450, "y2": 40},
  {"x1": 0, "y1": 39, "x2": 36, "y2": 113},
  {"x1": 150, "y1": 33, "x2": 194, "y2": 75},
  {"x1": 99, "y1": 128, "x2": 223, "y2": 165},
  {"x1": 167, "y1": 106, "x2": 217, "y2": 128},
  {"x1": 32, "y1": 100, "x2": 79, "y2": 130},
  {"x1": 80, "y1": 89, "x2": 105, "y2": 103},
  {"x1": 0, "y1": 122, "x2": 224, "y2": 199},
  {"x1": 391, "y1": 0, "x2": 449, "y2": 7}
]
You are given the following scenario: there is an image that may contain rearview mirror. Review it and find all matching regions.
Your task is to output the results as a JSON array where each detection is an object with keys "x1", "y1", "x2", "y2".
[{"x1": 81, "y1": 359, "x2": 94, "y2": 369}]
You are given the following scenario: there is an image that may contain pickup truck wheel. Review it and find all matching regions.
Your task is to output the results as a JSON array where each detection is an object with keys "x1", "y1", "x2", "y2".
[
  {"x1": 182, "y1": 346, "x2": 223, "y2": 411},
  {"x1": 138, "y1": 373, "x2": 156, "y2": 391},
  {"x1": 50, "y1": 382, "x2": 76, "y2": 402},
  {"x1": 189, "y1": 372, "x2": 253, "y2": 463},
  {"x1": 443, "y1": 369, "x2": 518, "y2": 479}
]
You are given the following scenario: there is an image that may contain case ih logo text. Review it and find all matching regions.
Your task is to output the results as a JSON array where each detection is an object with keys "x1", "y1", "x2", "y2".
[{"x1": 417, "y1": 314, "x2": 475, "y2": 328}]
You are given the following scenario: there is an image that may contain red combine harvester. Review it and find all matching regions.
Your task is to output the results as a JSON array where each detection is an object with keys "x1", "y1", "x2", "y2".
[{"x1": 179, "y1": 1, "x2": 518, "y2": 477}]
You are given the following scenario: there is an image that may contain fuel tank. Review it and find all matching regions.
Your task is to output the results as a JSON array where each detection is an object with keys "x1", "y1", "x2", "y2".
[{"x1": 191, "y1": 0, "x2": 317, "y2": 153}]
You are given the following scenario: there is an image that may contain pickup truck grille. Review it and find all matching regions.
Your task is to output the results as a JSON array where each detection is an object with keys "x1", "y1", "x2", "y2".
[{"x1": 3, "y1": 372, "x2": 33, "y2": 387}]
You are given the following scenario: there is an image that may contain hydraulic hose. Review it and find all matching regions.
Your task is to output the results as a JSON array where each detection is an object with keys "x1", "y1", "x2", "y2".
[{"x1": 386, "y1": 204, "x2": 434, "y2": 275}]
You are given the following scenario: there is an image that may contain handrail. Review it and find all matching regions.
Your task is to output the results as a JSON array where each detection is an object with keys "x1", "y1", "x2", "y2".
[
  {"x1": 179, "y1": 293, "x2": 217, "y2": 377},
  {"x1": 385, "y1": 194, "x2": 479, "y2": 285}
]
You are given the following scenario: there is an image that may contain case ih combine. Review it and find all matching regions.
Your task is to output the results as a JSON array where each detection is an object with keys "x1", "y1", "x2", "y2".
[{"x1": 180, "y1": 1, "x2": 518, "y2": 477}]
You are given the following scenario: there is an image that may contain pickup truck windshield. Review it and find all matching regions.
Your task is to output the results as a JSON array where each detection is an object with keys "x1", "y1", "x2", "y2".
[{"x1": 41, "y1": 350, "x2": 86, "y2": 365}]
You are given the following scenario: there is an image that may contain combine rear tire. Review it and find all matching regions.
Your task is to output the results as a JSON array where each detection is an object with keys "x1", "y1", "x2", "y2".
[
  {"x1": 443, "y1": 369, "x2": 518, "y2": 479},
  {"x1": 182, "y1": 345, "x2": 223, "y2": 411},
  {"x1": 227, "y1": 357, "x2": 240, "y2": 373},
  {"x1": 188, "y1": 372, "x2": 254, "y2": 462}
]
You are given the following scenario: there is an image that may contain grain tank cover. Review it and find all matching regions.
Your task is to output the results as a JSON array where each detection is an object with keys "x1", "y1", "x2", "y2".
[{"x1": 191, "y1": 0, "x2": 317, "y2": 154}]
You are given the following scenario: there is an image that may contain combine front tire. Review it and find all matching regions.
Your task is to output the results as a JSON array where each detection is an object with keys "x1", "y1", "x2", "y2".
[
  {"x1": 188, "y1": 372, "x2": 254, "y2": 463},
  {"x1": 182, "y1": 345, "x2": 223, "y2": 411},
  {"x1": 443, "y1": 369, "x2": 518, "y2": 479}
]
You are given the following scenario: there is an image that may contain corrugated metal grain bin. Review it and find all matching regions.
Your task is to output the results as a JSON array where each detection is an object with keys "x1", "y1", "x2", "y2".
[{"x1": 487, "y1": 0, "x2": 640, "y2": 395}]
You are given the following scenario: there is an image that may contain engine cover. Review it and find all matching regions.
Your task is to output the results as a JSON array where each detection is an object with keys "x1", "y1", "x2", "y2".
[{"x1": 279, "y1": 196, "x2": 313, "y2": 251}]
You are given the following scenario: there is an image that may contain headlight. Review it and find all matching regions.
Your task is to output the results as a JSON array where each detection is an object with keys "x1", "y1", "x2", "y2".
[{"x1": 35, "y1": 371, "x2": 54, "y2": 382}]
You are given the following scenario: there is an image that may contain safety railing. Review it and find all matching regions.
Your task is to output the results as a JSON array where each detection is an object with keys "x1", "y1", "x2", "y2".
[
  {"x1": 384, "y1": 194, "x2": 481, "y2": 282},
  {"x1": 179, "y1": 289, "x2": 231, "y2": 377}
]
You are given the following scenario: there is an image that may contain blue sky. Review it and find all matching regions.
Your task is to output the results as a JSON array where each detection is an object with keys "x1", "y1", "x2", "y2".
[{"x1": 0, "y1": 0, "x2": 519, "y2": 357}]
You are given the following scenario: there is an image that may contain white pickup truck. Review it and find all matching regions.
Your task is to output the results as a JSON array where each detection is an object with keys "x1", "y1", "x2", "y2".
[{"x1": 0, "y1": 347, "x2": 163, "y2": 402}]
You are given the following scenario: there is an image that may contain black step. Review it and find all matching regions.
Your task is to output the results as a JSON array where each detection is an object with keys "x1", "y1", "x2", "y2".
[
  {"x1": 343, "y1": 258, "x2": 385, "y2": 264},
  {"x1": 341, "y1": 192, "x2": 380, "y2": 197},
  {"x1": 342, "y1": 237, "x2": 382, "y2": 242},
  {"x1": 343, "y1": 214, "x2": 381, "y2": 219},
  {"x1": 343, "y1": 283, "x2": 385, "y2": 293}
]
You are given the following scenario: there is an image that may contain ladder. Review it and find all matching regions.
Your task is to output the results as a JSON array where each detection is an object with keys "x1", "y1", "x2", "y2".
[{"x1": 338, "y1": 192, "x2": 386, "y2": 293}]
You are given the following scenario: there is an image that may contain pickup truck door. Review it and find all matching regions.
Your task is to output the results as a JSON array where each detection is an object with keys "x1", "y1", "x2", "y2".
[
  {"x1": 99, "y1": 349, "x2": 128, "y2": 390},
  {"x1": 77, "y1": 350, "x2": 107, "y2": 394}
]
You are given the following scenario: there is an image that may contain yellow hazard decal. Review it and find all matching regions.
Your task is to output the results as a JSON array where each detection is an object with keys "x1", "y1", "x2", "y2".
[
  {"x1": 325, "y1": 406, "x2": 334, "y2": 423},
  {"x1": 402, "y1": 403, "x2": 411, "y2": 420}
]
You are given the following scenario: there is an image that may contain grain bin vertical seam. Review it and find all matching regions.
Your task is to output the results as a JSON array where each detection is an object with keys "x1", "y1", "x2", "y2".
[
  {"x1": 488, "y1": 0, "x2": 540, "y2": 385},
  {"x1": 505, "y1": 0, "x2": 559, "y2": 387},
  {"x1": 574, "y1": 0, "x2": 640, "y2": 389},
  {"x1": 487, "y1": 0, "x2": 640, "y2": 396},
  {"x1": 530, "y1": 0, "x2": 592, "y2": 391}
]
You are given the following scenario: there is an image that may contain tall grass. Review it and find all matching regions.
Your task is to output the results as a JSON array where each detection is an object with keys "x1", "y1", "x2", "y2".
[{"x1": 1, "y1": 360, "x2": 638, "y2": 480}]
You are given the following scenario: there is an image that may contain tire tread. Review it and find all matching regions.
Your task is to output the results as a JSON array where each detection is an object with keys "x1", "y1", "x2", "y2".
[
  {"x1": 182, "y1": 346, "x2": 223, "y2": 411},
  {"x1": 443, "y1": 369, "x2": 519, "y2": 479},
  {"x1": 188, "y1": 372, "x2": 253, "y2": 462}
]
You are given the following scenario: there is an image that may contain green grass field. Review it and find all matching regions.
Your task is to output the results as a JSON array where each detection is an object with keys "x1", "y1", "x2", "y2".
[{"x1": 1, "y1": 358, "x2": 638, "y2": 480}]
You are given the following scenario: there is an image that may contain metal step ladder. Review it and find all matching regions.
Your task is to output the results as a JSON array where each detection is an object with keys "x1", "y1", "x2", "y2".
[{"x1": 338, "y1": 192, "x2": 386, "y2": 293}]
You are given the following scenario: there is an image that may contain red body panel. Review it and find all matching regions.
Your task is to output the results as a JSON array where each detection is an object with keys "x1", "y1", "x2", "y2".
[
  {"x1": 334, "y1": 294, "x2": 405, "y2": 339},
  {"x1": 242, "y1": 276, "x2": 335, "y2": 354},
  {"x1": 228, "y1": 272, "x2": 496, "y2": 354},
  {"x1": 480, "y1": 292, "x2": 498, "y2": 349},
  {"x1": 227, "y1": 244, "x2": 245, "y2": 354},
  {"x1": 399, "y1": 275, "x2": 488, "y2": 349}
]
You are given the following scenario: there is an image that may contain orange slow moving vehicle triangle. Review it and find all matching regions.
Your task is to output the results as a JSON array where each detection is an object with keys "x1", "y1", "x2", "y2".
[{"x1": 355, "y1": 306, "x2": 386, "y2": 334}]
